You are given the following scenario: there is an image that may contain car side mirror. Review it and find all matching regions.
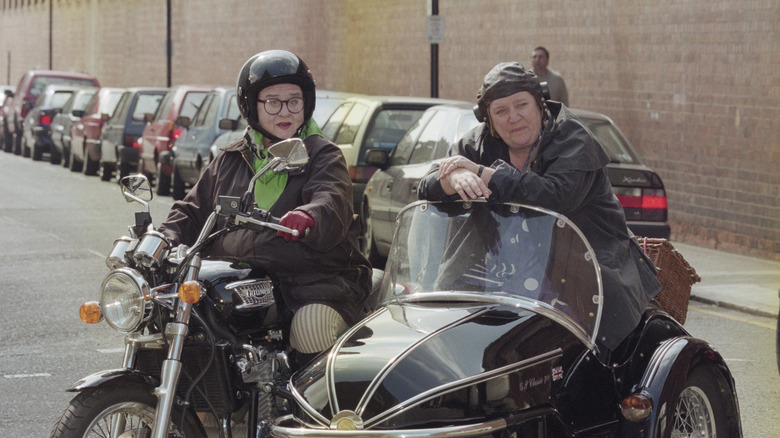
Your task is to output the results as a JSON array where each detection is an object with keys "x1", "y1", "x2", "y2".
[
  {"x1": 72, "y1": 109, "x2": 84, "y2": 118},
  {"x1": 3, "y1": 90, "x2": 12, "y2": 97},
  {"x1": 22, "y1": 101, "x2": 33, "y2": 111},
  {"x1": 176, "y1": 116, "x2": 190, "y2": 128},
  {"x1": 365, "y1": 149, "x2": 390, "y2": 170},
  {"x1": 100, "y1": 113, "x2": 110, "y2": 121},
  {"x1": 144, "y1": 113, "x2": 154, "y2": 123},
  {"x1": 218, "y1": 118, "x2": 238, "y2": 130}
]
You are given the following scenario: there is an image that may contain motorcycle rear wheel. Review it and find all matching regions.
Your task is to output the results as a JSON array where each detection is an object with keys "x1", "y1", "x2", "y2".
[{"x1": 49, "y1": 385, "x2": 206, "y2": 438}]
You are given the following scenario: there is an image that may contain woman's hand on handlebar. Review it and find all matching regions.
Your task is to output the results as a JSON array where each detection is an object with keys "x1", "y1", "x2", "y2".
[{"x1": 277, "y1": 210, "x2": 314, "y2": 241}]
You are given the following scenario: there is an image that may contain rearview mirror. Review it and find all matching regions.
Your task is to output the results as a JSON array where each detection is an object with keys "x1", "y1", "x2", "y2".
[
  {"x1": 365, "y1": 149, "x2": 389, "y2": 170},
  {"x1": 120, "y1": 174, "x2": 153, "y2": 204},
  {"x1": 267, "y1": 138, "x2": 308, "y2": 171},
  {"x1": 176, "y1": 116, "x2": 191, "y2": 128}
]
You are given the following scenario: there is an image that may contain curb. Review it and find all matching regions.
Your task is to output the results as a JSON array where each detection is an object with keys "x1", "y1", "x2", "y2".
[{"x1": 689, "y1": 295, "x2": 777, "y2": 319}]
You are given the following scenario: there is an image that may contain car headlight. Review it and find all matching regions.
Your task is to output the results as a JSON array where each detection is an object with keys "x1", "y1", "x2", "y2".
[{"x1": 100, "y1": 268, "x2": 150, "y2": 333}]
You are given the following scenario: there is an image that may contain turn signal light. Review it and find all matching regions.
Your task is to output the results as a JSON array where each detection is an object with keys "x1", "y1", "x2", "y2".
[
  {"x1": 79, "y1": 301, "x2": 102, "y2": 324},
  {"x1": 178, "y1": 281, "x2": 202, "y2": 304},
  {"x1": 620, "y1": 393, "x2": 653, "y2": 422}
]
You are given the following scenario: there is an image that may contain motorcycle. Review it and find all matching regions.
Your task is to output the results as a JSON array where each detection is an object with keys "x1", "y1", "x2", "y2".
[
  {"x1": 50, "y1": 138, "x2": 359, "y2": 438},
  {"x1": 267, "y1": 200, "x2": 742, "y2": 437}
]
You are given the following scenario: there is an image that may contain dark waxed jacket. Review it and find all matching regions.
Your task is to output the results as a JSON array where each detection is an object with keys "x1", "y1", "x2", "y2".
[
  {"x1": 418, "y1": 102, "x2": 661, "y2": 351},
  {"x1": 159, "y1": 134, "x2": 372, "y2": 325}
]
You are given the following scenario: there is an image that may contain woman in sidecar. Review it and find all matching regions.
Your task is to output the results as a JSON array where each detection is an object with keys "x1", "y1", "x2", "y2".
[{"x1": 268, "y1": 200, "x2": 742, "y2": 437}]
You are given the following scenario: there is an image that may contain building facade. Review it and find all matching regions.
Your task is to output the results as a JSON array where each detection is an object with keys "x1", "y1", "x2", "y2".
[{"x1": 2, "y1": 0, "x2": 778, "y2": 260}]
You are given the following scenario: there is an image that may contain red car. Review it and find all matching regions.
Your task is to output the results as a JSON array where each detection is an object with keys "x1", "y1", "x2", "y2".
[
  {"x1": 68, "y1": 87, "x2": 124, "y2": 175},
  {"x1": 4, "y1": 70, "x2": 99, "y2": 155},
  {"x1": 138, "y1": 85, "x2": 213, "y2": 195}
]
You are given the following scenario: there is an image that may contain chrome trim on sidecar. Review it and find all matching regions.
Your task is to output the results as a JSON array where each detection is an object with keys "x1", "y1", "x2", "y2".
[{"x1": 270, "y1": 414, "x2": 508, "y2": 437}]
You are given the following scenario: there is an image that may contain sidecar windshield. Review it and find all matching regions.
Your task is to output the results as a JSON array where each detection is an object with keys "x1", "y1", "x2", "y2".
[{"x1": 379, "y1": 200, "x2": 603, "y2": 346}]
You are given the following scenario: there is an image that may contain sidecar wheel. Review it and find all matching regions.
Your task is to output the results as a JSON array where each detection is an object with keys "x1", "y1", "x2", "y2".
[
  {"x1": 49, "y1": 385, "x2": 206, "y2": 438},
  {"x1": 669, "y1": 365, "x2": 739, "y2": 438}
]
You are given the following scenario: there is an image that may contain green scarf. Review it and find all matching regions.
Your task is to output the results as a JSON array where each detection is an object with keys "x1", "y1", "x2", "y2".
[{"x1": 250, "y1": 119, "x2": 323, "y2": 210}]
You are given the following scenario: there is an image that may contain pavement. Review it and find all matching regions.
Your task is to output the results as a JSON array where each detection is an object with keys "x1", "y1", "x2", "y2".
[{"x1": 671, "y1": 242, "x2": 780, "y2": 320}]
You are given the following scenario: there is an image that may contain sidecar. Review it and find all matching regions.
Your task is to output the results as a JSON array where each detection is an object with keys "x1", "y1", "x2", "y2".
[{"x1": 270, "y1": 201, "x2": 741, "y2": 437}]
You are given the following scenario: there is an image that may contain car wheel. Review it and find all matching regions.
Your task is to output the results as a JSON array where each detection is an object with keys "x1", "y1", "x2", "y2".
[
  {"x1": 669, "y1": 365, "x2": 740, "y2": 437},
  {"x1": 22, "y1": 136, "x2": 31, "y2": 158},
  {"x1": 13, "y1": 131, "x2": 22, "y2": 155},
  {"x1": 155, "y1": 160, "x2": 171, "y2": 196},
  {"x1": 83, "y1": 148, "x2": 100, "y2": 176},
  {"x1": 3, "y1": 131, "x2": 12, "y2": 153},
  {"x1": 50, "y1": 145, "x2": 62, "y2": 165},
  {"x1": 32, "y1": 141, "x2": 43, "y2": 161},
  {"x1": 62, "y1": 142, "x2": 71, "y2": 167},
  {"x1": 361, "y1": 202, "x2": 386, "y2": 268},
  {"x1": 172, "y1": 162, "x2": 186, "y2": 201},
  {"x1": 99, "y1": 162, "x2": 113, "y2": 181},
  {"x1": 69, "y1": 143, "x2": 83, "y2": 172}
]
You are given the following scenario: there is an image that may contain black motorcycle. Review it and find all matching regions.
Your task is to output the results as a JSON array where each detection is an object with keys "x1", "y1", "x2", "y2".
[{"x1": 50, "y1": 138, "x2": 343, "y2": 438}]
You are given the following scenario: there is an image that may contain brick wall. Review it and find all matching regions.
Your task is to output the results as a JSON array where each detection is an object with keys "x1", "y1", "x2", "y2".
[{"x1": 2, "y1": 0, "x2": 778, "y2": 260}]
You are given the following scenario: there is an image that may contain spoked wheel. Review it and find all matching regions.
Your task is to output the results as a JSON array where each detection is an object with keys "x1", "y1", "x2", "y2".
[
  {"x1": 669, "y1": 365, "x2": 740, "y2": 438},
  {"x1": 49, "y1": 385, "x2": 205, "y2": 438}
]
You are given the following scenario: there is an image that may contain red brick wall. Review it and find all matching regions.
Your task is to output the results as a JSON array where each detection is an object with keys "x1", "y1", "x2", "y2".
[{"x1": 2, "y1": 0, "x2": 778, "y2": 259}]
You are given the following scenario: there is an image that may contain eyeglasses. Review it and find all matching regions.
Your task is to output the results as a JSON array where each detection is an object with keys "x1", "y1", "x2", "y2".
[{"x1": 257, "y1": 97, "x2": 304, "y2": 115}]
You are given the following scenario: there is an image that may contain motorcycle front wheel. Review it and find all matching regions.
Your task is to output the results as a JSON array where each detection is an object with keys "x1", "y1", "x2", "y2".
[{"x1": 49, "y1": 385, "x2": 206, "y2": 438}]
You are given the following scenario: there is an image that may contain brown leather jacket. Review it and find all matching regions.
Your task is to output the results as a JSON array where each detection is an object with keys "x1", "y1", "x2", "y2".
[{"x1": 159, "y1": 134, "x2": 372, "y2": 324}]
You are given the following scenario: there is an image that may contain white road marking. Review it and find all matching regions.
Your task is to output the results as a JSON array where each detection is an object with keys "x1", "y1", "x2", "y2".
[{"x1": 4, "y1": 373, "x2": 52, "y2": 379}]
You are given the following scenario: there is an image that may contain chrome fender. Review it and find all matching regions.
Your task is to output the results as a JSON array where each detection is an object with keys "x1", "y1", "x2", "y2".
[{"x1": 66, "y1": 368, "x2": 158, "y2": 392}]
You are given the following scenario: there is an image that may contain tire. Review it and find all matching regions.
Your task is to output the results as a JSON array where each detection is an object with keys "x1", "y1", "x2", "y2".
[
  {"x1": 50, "y1": 145, "x2": 62, "y2": 165},
  {"x1": 669, "y1": 365, "x2": 741, "y2": 437},
  {"x1": 361, "y1": 201, "x2": 386, "y2": 268},
  {"x1": 61, "y1": 141, "x2": 70, "y2": 167},
  {"x1": 172, "y1": 163, "x2": 186, "y2": 201},
  {"x1": 156, "y1": 159, "x2": 171, "y2": 196},
  {"x1": 13, "y1": 131, "x2": 22, "y2": 155},
  {"x1": 100, "y1": 162, "x2": 113, "y2": 181},
  {"x1": 2, "y1": 130, "x2": 12, "y2": 153},
  {"x1": 69, "y1": 144, "x2": 83, "y2": 172},
  {"x1": 83, "y1": 147, "x2": 100, "y2": 176},
  {"x1": 32, "y1": 141, "x2": 43, "y2": 161},
  {"x1": 49, "y1": 385, "x2": 205, "y2": 438}
]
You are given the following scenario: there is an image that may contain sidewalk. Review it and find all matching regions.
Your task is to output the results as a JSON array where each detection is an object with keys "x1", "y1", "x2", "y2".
[{"x1": 671, "y1": 242, "x2": 780, "y2": 319}]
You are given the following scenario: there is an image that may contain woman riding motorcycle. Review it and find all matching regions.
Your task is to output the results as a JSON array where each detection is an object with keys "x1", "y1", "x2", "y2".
[{"x1": 158, "y1": 49, "x2": 372, "y2": 364}]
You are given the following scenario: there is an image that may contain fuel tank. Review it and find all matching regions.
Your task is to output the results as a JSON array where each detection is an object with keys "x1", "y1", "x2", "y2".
[
  {"x1": 197, "y1": 259, "x2": 285, "y2": 334},
  {"x1": 289, "y1": 300, "x2": 586, "y2": 430}
]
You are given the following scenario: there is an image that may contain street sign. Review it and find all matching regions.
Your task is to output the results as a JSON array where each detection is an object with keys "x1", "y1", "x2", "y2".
[{"x1": 427, "y1": 15, "x2": 445, "y2": 44}]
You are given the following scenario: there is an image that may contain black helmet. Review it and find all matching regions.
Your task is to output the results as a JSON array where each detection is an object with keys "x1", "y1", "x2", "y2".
[
  {"x1": 474, "y1": 62, "x2": 545, "y2": 123},
  {"x1": 236, "y1": 50, "x2": 316, "y2": 141}
]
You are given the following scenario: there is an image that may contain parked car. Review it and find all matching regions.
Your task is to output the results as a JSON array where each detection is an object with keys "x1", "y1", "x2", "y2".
[
  {"x1": 362, "y1": 106, "x2": 671, "y2": 265},
  {"x1": 20, "y1": 85, "x2": 80, "y2": 161},
  {"x1": 321, "y1": 95, "x2": 465, "y2": 210},
  {"x1": 99, "y1": 87, "x2": 167, "y2": 181},
  {"x1": 5, "y1": 70, "x2": 99, "y2": 155},
  {"x1": 312, "y1": 89, "x2": 361, "y2": 126},
  {"x1": 361, "y1": 102, "x2": 478, "y2": 263},
  {"x1": 138, "y1": 85, "x2": 213, "y2": 195},
  {"x1": 68, "y1": 87, "x2": 124, "y2": 175},
  {"x1": 1, "y1": 86, "x2": 16, "y2": 152},
  {"x1": 170, "y1": 86, "x2": 237, "y2": 200},
  {"x1": 50, "y1": 87, "x2": 98, "y2": 166}
]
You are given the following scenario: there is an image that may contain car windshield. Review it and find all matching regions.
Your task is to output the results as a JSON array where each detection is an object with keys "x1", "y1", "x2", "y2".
[
  {"x1": 29, "y1": 77, "x2": 95, "y2": 98},
  {"x1": 379, "y1": 200, "x2": 603, "y2": 348}
]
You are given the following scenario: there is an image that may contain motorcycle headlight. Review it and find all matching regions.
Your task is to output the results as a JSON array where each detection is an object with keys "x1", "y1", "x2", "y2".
[{"x1": 100, "y1": 268, "x2": 150, "y2": 333}]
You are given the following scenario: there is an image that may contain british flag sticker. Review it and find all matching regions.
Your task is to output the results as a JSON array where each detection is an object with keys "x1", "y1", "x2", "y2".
[{"x1": 552, "y1": 366, "x2": 564, "y2": 381}]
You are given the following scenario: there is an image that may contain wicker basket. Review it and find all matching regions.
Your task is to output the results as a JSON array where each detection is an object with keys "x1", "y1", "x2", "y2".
[{"x1": 639, "y1": 237, "x2": 701, "y2": 324}]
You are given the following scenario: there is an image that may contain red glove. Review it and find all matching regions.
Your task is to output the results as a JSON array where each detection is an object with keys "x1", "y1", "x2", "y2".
[{"x1": 277, "y1": 210, "x2": 314, "y2": 241}]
